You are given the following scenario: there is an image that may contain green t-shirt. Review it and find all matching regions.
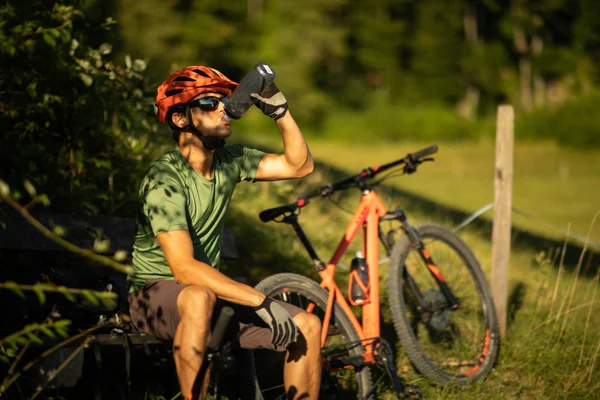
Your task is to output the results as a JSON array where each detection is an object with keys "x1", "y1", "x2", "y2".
[{"x1": 128, "y1": 144, "x2": 265, "y2": 291}]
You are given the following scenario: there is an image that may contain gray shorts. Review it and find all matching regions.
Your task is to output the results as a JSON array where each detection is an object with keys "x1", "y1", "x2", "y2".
[{"x1": 128, "y1": 279, "x2": 302, "y2": 351}]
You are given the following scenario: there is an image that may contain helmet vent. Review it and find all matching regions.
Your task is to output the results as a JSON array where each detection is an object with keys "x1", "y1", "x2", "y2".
[
  {"x1": 192, "y1": 69, "x2": 212, "y2": 78},
  {"x1": 173, "y1": 76, "x2": 195, "y2": 82},
  {"x1": 165, "y1": 89, "x2": 184, "y2": 97}
]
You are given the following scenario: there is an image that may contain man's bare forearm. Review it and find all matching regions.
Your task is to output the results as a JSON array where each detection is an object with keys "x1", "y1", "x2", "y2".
[
  {"x1": 276, "y1": 112, "x2": 314, "y2": 176},
  {"x1": 174, "y1": 261, "x2": 265, "y2": 307}
]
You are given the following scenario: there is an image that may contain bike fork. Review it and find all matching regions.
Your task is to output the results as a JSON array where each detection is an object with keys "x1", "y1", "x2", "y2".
[{"x1": 396, "y1": 212, "x2": 460, "y2": 309}]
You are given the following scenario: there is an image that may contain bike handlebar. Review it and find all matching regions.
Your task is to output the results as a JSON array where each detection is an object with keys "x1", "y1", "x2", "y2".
[
  {"x1": 258, "y1": 145, "x2": 438, "y2": 223},
  {"x1": 304, "y1": 144, "x2": 438, "y2": 199}
]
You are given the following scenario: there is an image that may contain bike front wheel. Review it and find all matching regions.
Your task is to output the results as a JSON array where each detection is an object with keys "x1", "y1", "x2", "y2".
[
  {"x1": 387, "y1": 223, "x2": 499, "y2": 384},
  {"x1": 253, "y1": 273, "x2": 374, "y2": 399}
]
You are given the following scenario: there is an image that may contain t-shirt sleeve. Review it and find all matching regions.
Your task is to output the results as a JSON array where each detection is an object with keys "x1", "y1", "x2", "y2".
[
  {"x1": 140, "y1": 164, "x2": 188, "y2": 236},
  {"x1": 231, "y1": 144, "x2": 266, "y2": 182}
]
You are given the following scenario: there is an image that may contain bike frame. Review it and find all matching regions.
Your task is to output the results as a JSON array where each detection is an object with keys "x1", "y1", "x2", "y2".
[
  {"x1": 295, "y1": 189, "x2": 459, "y2": 358},
  {"x1": 317, "y1": 190, "x2": 387, "y2": 348}
]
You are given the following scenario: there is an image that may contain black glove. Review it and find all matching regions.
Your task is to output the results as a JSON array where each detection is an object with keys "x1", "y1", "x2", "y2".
[
  {"x1": 254, "y1": 297, "x2": 298, "y2": 347},
  {"x1": 250, "y1": 82, "x2": 289, "y2": 120}
]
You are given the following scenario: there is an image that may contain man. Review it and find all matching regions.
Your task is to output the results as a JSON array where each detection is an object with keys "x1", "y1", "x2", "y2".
[{"x1": 127, "y1": 65, "x2": 321, "y2": 399}]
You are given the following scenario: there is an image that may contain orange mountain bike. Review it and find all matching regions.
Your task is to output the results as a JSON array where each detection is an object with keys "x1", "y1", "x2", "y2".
[{"x1": 252, "y1": 145, "x2": 500, "y2": 399}]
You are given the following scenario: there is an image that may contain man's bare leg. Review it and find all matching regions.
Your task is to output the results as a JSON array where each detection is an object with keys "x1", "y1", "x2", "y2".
[
  {"x1": 173, "y1": 286, "x2": 216, "y2": 399},
  {"x1": 283, "y1": 312, "x2": 322, "y2": 399}
]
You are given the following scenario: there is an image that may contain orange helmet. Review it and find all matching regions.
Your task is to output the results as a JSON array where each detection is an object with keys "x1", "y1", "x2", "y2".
[{"x1": 155, "y1": 66, "x2": 238, "y2": 123}]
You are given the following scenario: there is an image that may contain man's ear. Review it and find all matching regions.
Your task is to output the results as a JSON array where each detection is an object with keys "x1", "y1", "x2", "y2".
[{"x1": 171, "y1": 111, "x2": 189, "y2": 128}]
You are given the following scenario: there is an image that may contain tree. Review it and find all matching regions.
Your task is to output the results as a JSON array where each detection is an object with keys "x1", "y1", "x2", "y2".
[
  {"x1": 0, "y1": 0, "x2": 159, "y2": 216},
  {"x1": 338, "y1": 0, "x2": 408, "y2": 107},
  {"x1": 0, "y1": 2, "x2": 158, "y2": 396},
  {"x1": 407, "y1": 0, "x2": 465, "y2": 104}
]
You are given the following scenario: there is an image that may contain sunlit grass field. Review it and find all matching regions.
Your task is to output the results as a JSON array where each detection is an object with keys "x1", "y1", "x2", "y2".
[{"x1": 226, "y1": 136, "x2": 600, "y2": 399}]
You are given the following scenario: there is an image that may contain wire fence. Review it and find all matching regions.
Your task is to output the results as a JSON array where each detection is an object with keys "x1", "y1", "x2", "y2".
[
  {"x1": 373, "y1": 204, "x2": 599, "y2": 267},
  {"x1": 451, "y1": 202, "x2": 600, "y2": 251}
]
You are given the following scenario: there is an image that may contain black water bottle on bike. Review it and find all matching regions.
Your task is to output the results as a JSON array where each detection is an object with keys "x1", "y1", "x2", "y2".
[{"x1": 349, "y1": 251, "x2": 370, "y2": 305}]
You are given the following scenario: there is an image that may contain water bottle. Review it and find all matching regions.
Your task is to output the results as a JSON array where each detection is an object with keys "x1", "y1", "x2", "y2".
[
  {"x1": 349, "y1": 251, "x2": 370, "y2": 305},
  {"x1": 224, "y1": 62, "x2": 276, "y2": 120}
]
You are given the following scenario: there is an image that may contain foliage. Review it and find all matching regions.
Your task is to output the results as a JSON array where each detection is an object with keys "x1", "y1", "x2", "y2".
[
  {"x1": 0, "y1": 0, "x2": 161, "y2": 216},
  {"x1": 0, "y1": 281, "x2": 117, "y2": 309},
  {"x1": 103, "y1": 0, "x2": 600, "y2": 147},
  {"x1": 515, "y1": 93, "x2": 600, "y2": 147},
  {"x1": 320, "y1": 99, "x2": 484, "y2": 142},
  {"x1": 0, "y1": 184, "x2": 129, "y2": 398},
  {"x1": 0, "y1": 320, "x2": 71, "y2": 363},
  {"x1": 0, "y1": 2, "x2": 156, "y2": 397}
]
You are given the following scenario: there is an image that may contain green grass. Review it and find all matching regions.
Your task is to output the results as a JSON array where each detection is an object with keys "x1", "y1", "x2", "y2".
[{"x1": 225, "y1": 136, "x2": 600, "y2": 399}]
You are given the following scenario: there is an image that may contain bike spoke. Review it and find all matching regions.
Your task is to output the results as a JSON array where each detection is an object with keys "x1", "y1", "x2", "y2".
[{"x1": 253, "y1": 274, "x2": 375, "y2": 398}]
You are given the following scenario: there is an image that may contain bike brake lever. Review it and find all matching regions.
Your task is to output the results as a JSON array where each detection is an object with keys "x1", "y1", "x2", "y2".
[
  {"x1": 403, "y1": 157, "x2": 434, "y2": 174},
  {"x1": 403, "y1": 163, "x2": 418, "y2": 174}
]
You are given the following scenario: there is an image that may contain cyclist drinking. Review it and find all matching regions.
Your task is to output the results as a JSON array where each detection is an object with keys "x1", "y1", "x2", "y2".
[{"x1": 127, "y1": 65, "x2": 321, "y2": 399}]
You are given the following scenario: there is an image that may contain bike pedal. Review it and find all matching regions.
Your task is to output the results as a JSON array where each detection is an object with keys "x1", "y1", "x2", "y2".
[{"x1": 400, "y1": 384, "x2": 422, "y2": 399}]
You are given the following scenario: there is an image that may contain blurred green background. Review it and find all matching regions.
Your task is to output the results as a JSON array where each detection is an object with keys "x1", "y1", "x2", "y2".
[{"x1": 2, "y1": 0, "x2": 598, "y2": 241}]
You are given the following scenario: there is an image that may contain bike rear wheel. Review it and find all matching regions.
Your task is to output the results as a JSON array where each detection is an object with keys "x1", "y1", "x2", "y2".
[
  {"x1": 387, "y1": 223, "x2": 499, "y2": 384},
  {"x1": 253, "y1": 273, "x2": 374, "y2": 399}
]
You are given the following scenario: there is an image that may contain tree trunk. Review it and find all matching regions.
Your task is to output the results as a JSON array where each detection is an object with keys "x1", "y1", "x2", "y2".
[
  {"x1": 512, "y1": 2, "x2": 533, "y2": 112},
  {"x1": 518, "y1": 56, "x2": 533, "y2": 111},
  {"x1": 458, "y1": 2, "x2": 480, "y2": 119},
  {"x1": 247, "y1": 0, "x2": 263, "y2": 22},
  {"x1": 532, "y1": 16, "x2": 545, "y2": 108}
]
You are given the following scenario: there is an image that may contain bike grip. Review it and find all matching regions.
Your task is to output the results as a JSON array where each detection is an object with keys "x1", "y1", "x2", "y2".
[
  {"x1": 207, "y1": 306, "x2": 234, "y2": 350},
  {"x1": 259, "y1": 202, "x2": 297, "y2": 222},
  {"x1": 410, "y1": 145, "x2": 438, "y2": 160}
]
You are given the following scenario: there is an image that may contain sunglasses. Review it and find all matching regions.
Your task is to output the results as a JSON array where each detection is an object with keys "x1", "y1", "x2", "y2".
[{"x1": 188, "y1": 96, "x2": 228, "y2": 112}]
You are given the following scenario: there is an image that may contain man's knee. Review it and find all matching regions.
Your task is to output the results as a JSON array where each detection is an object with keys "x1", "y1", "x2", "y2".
[
  {"x1": 176, "y1": 285, "x2": 217, "y2": 317},
  {"x1": 286, "y1": 312, "x2": 321, "y2": 360},
  {"x1": 294, "y1": 312, "x2": 321, "y2": 340}
]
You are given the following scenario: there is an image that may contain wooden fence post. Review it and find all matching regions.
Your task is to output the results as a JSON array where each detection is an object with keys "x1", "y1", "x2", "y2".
[{"x1": 492, "y1": 104, "x2": 514, "y2": 339}]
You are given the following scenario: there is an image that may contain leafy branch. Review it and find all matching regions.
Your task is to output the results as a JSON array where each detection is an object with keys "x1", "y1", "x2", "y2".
[
  {"x1": 0, "y1": 281, "x2": 117, "y2": 309},
  {"x1": 72, "y1": 44, "x2": 148, "y2": 96},
  {"x1": 22, "y1": 20, "x2": 71, "y2": 39},
  {"x1": 0, "y1": 314, "x2": 126, "y2": 398},
  {"x1": 0, "y1": 319, "x2": 71, "y2": 351},
  {"x1": 0, "y1": 180, "x2": 132, "y2": 274}
]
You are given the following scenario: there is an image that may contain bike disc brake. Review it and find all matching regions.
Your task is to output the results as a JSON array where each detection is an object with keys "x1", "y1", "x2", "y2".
[{"x1": 422, "y1": 288, "x2": 450, "y2": 330}]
